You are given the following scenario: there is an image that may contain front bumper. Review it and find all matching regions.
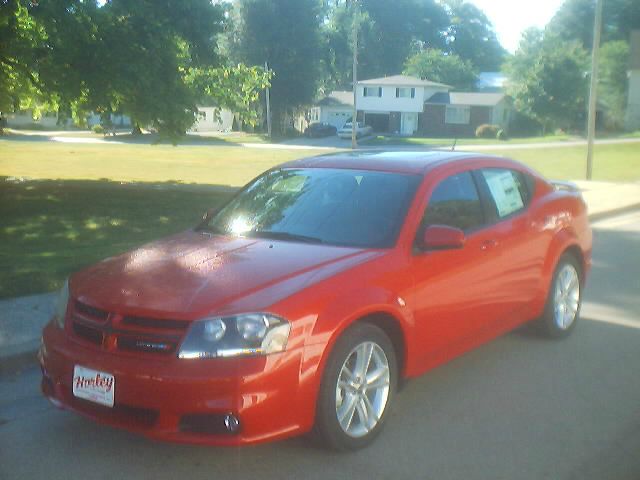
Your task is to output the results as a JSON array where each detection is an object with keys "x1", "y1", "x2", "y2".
[{"x1": 39, "y1": 321, "x2": 313, "y2": 445}]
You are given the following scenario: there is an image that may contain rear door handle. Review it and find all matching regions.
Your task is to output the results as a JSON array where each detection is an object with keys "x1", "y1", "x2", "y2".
[{"x1": 480, "y1": 239, "x2": 498, "y2": 250}]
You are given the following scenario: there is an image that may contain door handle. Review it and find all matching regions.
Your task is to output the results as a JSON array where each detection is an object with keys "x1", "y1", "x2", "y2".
[{"x1": 480, "y1": 239, "x2": 498, "y2": 250}]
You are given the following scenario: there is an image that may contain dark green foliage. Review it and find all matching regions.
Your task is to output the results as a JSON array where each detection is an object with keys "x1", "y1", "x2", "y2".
[
  {"x1": 239, "y1": 0, "x2": 323, "y2": 133},
  {"x1": 404, "y1": 49, "x2": 477, "y2": 90}
]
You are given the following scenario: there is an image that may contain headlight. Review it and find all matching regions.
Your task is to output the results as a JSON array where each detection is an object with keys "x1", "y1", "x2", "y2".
[
  {"x1": 178, "y1": 313, "x2": 291, "y2": 359},
  {"x1": 54, "y1": 279, "x2": 69, "y2": 329}
]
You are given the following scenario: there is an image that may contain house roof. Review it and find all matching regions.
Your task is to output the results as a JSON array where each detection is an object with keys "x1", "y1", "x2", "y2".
[
  {"x1": 358, "y1": 75, "x2": 451, "y2": 89},
  {"x1": 426, "y1": 92, "x2": 506, "y2": 107},
  {"x1": 317, "y1": 91, "x2": 354, "y2": 107},
  {"x1": 630, "y1": 30, "x2": 640, "y2": 70}
]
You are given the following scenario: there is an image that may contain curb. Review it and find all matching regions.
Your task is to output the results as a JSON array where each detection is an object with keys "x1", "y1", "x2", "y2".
[{"x1": 2, "y1": 204, "x2": 639, "y2": 377}]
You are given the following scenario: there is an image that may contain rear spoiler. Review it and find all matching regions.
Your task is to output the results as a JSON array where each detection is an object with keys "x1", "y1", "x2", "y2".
[{"x1": 551, "y1": 180, "x2": 581, "y2": 193}]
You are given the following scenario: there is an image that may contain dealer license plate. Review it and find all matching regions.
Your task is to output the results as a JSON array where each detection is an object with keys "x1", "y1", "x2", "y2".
[{"x1": 72, "y1": 365, "x2": 115, "y2": 407}]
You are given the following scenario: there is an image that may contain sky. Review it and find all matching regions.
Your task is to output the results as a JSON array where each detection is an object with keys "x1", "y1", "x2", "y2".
[{"x1": 467, "y1": 0, "x2": 565, "y2": 53}]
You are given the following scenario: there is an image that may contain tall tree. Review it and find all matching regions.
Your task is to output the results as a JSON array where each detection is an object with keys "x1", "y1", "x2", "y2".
[
  {"x1": 547, "y1": 0, "x2": 640, "y2": 50},
  {"x1": 505, "y1": 28, "x2": 589, "y2": 133},
  {"x1": 443, "y1": 0, "x2": 507, "y2": 71},
  {"x1": 239, "y1": 0, "x2": 323, "y2": 133},
  {"x1": 404, "y1": 49, "x2": 477, "y2": 90},
  {"x1": 598, "y1": 40, "x2": 630, "y2": 129}
]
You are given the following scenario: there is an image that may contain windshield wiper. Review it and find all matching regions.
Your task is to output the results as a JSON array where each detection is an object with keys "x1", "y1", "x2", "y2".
[{"x1": 247, "y1": 230, "x2": 324, "y2": 244}]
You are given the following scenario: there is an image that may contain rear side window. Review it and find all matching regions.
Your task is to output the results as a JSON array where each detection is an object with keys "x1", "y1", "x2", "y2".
[
  {"x1": 422, "y1": 172, "x2": 484, "y2": 231},
  {"x1": 480, "y1": 168, "x2": 529, "y2": 219}
]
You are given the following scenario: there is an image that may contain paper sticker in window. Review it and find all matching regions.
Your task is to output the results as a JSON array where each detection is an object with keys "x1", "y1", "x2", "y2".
[{"x1": 483, "y1": 170, "x2": 524, "y2": 218}]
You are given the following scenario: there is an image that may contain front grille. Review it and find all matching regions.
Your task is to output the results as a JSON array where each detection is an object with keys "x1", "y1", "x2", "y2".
[{"x1": 70, "y1": 300, "x2": 188, "y2": 355}]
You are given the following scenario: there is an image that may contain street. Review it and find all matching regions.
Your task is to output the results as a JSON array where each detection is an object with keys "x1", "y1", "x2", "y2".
[{"x1": 1, "y1": 211, "x2": 639, "y2": 480}]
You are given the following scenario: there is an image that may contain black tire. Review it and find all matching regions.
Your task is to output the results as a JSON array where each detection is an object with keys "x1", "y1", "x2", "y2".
[
  {"x1": 314, "y1": 322, "x2": 397, "y2": 451},
  {"x1": 537, "y1": 253, "x2": 583, "y2": 338}
]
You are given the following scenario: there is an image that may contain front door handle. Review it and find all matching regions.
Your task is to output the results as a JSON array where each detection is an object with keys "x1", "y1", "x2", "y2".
[{"x1": 480, "y1": 239, "x2": 498, "y2": 251}]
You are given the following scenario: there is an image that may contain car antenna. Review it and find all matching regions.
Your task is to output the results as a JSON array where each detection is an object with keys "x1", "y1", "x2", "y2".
[{"x1": 451, "y1": 137, "x2": 457, "y2": 151}]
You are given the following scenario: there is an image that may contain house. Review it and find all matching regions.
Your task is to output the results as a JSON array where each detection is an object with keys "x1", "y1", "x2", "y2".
[
  {"x1": 625, "y1": 30, "x2": 640, "y2": 130},
  {"x1": 423, "y1": 92, "x2": 511, "y2": 137},
  {"x1": 189, "y1": 106, "x2": 234, "y2": 132},
  {"x1": 351, "y1": 74, "x2": 511, "y2": 137},
  {"x1": 308, "y1": 91, "x2": 353, "y2": 130},
  {"x1": 355, "y1": 75, "x2": 451, "y2": 135},
  {"x1": 5, "y1": 110, "x2": 72, "y2": 129}
]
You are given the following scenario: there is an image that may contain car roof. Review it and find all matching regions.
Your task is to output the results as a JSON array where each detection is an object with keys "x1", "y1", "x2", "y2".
[{"x1": 279, "y1": 150, "x2": 520, "y2": 176}]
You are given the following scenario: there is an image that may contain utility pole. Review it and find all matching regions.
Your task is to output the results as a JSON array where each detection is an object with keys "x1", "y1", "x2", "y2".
[
  {"x1": 586, "y1": 0, "x2": 603, "y2": 180},
  {"x1": 265, "y1": 61, "x2": 272, "y2": 139},
  {"x1": 351, "y1": 3, "x2": 359, "y2": 150}
]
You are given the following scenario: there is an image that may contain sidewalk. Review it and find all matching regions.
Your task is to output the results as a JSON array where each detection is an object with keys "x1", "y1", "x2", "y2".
[{"x1": 1, "y1": 180, "x2": 640, "y2": 374}]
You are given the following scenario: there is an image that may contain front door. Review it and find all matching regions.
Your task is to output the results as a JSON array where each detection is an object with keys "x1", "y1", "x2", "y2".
[
  {"x1": 401, "y1": 113, "x2": 417, "y2": 135},
  {"x1": 408, "y1": 171, "x2": 506, "y2": 372}
]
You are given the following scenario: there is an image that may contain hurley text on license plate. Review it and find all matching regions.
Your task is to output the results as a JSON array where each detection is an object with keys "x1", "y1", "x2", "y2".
[{"x1": 72, "y1": 365, "x2": 115, "y2": 407}]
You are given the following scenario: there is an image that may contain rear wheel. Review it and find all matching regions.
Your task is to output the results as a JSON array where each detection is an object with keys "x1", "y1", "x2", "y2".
[
  {"x1": 314, "y1": 323, "x2": 397, "y2": 450},
  {"x1": 538, "y1": 253, "x2": 582, "y2": 338}
]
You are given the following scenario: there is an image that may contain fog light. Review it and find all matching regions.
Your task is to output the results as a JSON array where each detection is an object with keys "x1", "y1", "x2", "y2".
[{"x1": 224, "y1": 414, "x2": 240, "y2": 433}]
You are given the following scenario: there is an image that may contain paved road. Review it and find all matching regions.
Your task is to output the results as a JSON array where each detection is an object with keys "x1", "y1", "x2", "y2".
[{"x1": 1, "y1": 212, "x2": 639, "y2": 480}]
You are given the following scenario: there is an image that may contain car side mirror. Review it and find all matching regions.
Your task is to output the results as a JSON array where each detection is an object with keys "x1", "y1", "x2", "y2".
[{"x1": 420, "y1": 225, "x2": 466, "y2": 250}]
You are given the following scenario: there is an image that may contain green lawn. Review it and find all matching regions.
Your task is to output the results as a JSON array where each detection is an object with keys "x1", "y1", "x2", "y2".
[
  {"x1": 363, "y1": 134, "x2": 574, "y2": 147},
  {"x1": 1, "y1": 139, "x2": 638, "y2": 298},
  {"x1": 480, "y1": 143, "x2": 640, "y2": 182}
]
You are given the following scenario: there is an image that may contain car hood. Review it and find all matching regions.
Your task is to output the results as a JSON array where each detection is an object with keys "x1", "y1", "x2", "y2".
[{"x1": 72, "y1": 230, "x2": 376, "y2": 318}]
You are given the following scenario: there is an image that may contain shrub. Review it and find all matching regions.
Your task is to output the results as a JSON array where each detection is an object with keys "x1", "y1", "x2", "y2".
[
  {"x1": 496, "y1": 129, "x2": 508, "y2": 141},
  {"x1": 475, "y1": 124, "x2": 500, "y2": 139},
  {"x1": 92, "y1": 124, "x2": 105, "y2": 134}
]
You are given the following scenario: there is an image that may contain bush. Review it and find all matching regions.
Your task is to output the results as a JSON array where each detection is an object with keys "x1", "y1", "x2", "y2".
[
  {"x1": 475, "y1": 124, "x2": 500, "y2": 138},
  {"x1": 496, "y1": 129, "x2": 508, "y2": 141},
  {"x1": 92, "y1": 124, "x2": 105, "y2": 134}
]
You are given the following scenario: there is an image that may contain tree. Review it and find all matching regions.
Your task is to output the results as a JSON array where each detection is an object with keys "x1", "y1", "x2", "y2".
[
  {"x1": 547, "y1": 0, "x2": 640, "y2": 50},
  {"x1": 187, "y1": 64, "x2": 272, "y2": 129},
  {"x1": 505, "y1": 28, "x2": 589, "y2": 133},
  {"x1": 443, "y1": 0, "x2": 507, "y2": 71},
  {"x1": 404, "y1": 49, "x2": 477, "y2": 90},
  {"x1": 598, "y1": 40, "x2": 630, "y2": 129},
  {"x1": 238, "y1": 0, "x2": 323, "y2": 133}
]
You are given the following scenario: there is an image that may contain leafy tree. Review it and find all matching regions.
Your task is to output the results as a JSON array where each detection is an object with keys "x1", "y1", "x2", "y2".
[
  {"x1": 442, "y1": 0, "x2": 507, "y2": 71},
  {"x1": 0, "y1": 1, "x2": 53, "y2": 114},
  {"x1": 404, "y1": 49, "x2": 477, "y2": 90},
  {"x1": 505, "y1": 28, "x2": 589, "y2": 133},
  {"x1": 547, "y1": 0, "x2": 640, "y2": 50},
  {"x1": 598, "y1": 40, "x2": 630, "y2": 129},
  {"x1": 187, "y1": 64, "x2": 272, "y2": 128},
  {"x1": 238, "y1": 0, "x2": 323, "y2": 133}
]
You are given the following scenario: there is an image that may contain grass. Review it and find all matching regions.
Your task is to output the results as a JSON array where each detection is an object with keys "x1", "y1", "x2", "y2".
[
  {"x1": 363, "y1": 134, "x2": 574, "y2": 147},
  {"x1": 480, "y1": 143, "x2": 640, "y2": 182},
  {"x1": 0, "y1": 138, "x2": 638, "y2": 298},
  {"x1": 0, "y1": 141, "x2": 329, "y2": 186}
]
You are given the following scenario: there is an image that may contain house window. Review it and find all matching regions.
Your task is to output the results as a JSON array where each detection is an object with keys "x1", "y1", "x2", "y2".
[
  {"x1": 445, "y1": 106, "x2": 470, "y2": 124},
  {"x1": 198, "y1": 111, "x2": 207, "y2": 121},
  {"x1": 395, "y1": 87, "x2": 415, "y2": 98},
  {"x1": 363, "y1": 87, "x2": 382, "y2": 97}
]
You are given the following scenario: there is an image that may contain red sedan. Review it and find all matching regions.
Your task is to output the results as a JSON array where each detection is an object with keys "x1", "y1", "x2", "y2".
[{"x1": 39, "y1": 151, "x2": 592, "y2": 450}]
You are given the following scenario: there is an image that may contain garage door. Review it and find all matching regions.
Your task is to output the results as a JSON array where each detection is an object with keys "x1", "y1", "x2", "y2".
[{"x1": 327, "y1": 112, "x2": 351, "y2": 129}]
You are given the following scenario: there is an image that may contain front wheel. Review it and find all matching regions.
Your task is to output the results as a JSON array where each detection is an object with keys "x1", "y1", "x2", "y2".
[
  {"x1": 537, "y1": 253, "x2": 582, "y2": 338},
  {"x1": 314, "y1": 323, "x2": 397, "y2": 450}
]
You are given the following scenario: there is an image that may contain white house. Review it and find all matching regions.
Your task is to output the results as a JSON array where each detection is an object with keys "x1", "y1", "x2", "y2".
[
  {"x1": 354, "y1": 75, "x2": 451, "y2": 135},
  {"x1": 309, "y1": 91, "x2": 353, "y2": 129},
  {"x1": 5, "y1": 110, "x2": 71, "y2": 129},
  {"x1": 189, "y1": 106, "x2": 234, "y2": 132},
  {"x1": 625, "y1": 30, "x2": 640, "y2": 130}
]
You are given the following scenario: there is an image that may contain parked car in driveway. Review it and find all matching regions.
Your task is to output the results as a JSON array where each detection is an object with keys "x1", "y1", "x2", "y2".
[
  {"x1": 304, "y1": 122, "x2": 338, "y2": 138},
  {"x1": 337, "y1": 121, "x2": 373, "y2": 139},
  {"x1": 40, "y1": 151, "x2": 592, "y2": 450}
]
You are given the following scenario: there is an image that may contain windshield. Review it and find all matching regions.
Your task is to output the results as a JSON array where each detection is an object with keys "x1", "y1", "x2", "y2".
[{"x1": 202, "y1": 168, "x2": 421, "y2": 248}]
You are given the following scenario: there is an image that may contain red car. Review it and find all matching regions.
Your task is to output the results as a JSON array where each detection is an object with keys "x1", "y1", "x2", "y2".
[{"x1": 39, "y1": 151, "x2": 592, "y2": 450}]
